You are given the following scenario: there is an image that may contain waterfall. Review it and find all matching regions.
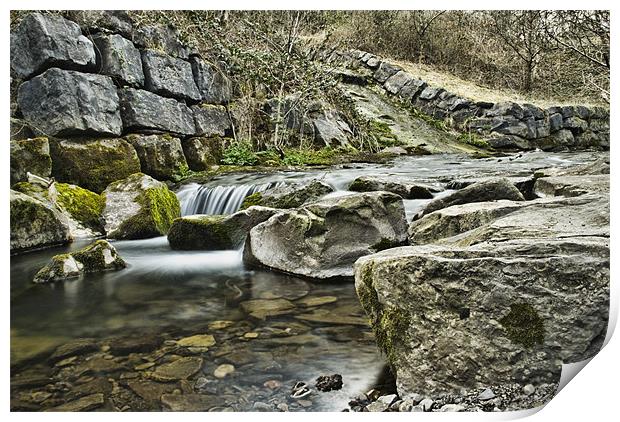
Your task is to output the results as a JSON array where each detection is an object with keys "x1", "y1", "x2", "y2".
[{"x1": 177, "y1": 182, "x2": 284, "y2": 216}]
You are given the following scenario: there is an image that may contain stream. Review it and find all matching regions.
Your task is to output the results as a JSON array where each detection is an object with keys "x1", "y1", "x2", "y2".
[{"x1": 10, "y1": 150, "x2": 605, "y2": 411}]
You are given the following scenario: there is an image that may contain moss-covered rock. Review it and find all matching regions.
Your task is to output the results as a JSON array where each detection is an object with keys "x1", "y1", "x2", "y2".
[
  {"x1": 102, "y1": 173, "x2": 181, "y2": 239},
  {"x1": 49, "y1": 138, "x2": 141, "y2": 193},
  {"x1": 168, "y1": 206, "x2": 278, "y2": 250},
  {"x1": 33, "y1": 240, "x2": 126, "y2": 283},
  {"x1": 10, "y1": 137, "x2": 52, "y2": 185},
  {"x1": 181, "y1": 137, "x2": 229, "y2": 171},
  {"x1": 10, "y1": 189, "x2": 71, "y2": 252},
  {"x1": 240, "y1": 179, "x2": 334, "y2": 210},
  {"x1": 125, "y1": 133, "x2": 189, "y2": 180}
]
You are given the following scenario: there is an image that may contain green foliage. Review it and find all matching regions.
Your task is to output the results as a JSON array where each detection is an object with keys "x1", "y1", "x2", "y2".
[
  {"x1": 368, "y1": 120, "x2": 400, "y2": 147},
  {"x1": 282, "y1": 147, "x2": 337, "y2": 166},
  {"x1": 221, "y1": 142, "x2": 259, "y2": 166},
  {"x1": 457, "y1": 132, "x2": 490, "y2": 148},
  {"x1": 500, "y1": 303, "x2": 545, "y2": 348}
]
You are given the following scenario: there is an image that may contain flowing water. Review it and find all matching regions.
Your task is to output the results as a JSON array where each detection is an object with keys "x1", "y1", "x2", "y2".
[{"x1": 10, "y1": 150, "x2": 605, "y2": 411}]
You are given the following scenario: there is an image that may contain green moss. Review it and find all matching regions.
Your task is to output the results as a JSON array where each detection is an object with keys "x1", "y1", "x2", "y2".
[
  {"x1": 369, "y1": 120, "x2": 400, "y2": 147},
  {"x1": 13, "y1": 182, "x2": 47, "y2": 199},
  {"x1": 10, "y1": 193, "x2": 52, "y2": 231},
  {"x1": 168, "y1": 216, "x2": 237, "y2": 250},
  {"x1": 457, "y1": 132, "x2": 490, "y2": 148},
  {"x1": 240, "y1": 192, "x2": 264, "y2": 210},
  {"x1": 282, "y1": 147, "x2": 338, "y2": 166},
  {"x1": 54, "y1": 183, "x2": 104, "y2": 230},
  {"x1": 500, "y1": 303, "x2": 545, "y2": 348}
]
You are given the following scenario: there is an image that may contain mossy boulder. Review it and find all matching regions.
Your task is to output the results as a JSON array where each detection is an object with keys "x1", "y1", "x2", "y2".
[
  {"x1": 13, "y1": 181, "x2": 105, "y2": 238},
  {"x1": 33, "y1": 240, "x2": 126, "y2": 283},
  {"x1": 125, "y1": 134, "x2": 189, "y2": 180},
  {"x1": 168, "y1": 206, "x2": 278, "y2": 250},
  {"x1": 102, "y1": 173, "x2": 181, "y2": 240},
  {"x1": 349, "y1": 176, "x2": 439, "y2": 199},
  {"x1": 10, "y1": 137, "x2": 52, "y2": 185},
  {"x1": 49, "y1": 138, "x2": 141, "y2": 193},
  {"x1": 10, "y1": 189, "x2": 71, "y2": 252},
  {"x1": 181, "y1": 137, "x2": 228, "y2": 171},
  {"x1": 240, "y1": 179, "x2": 334, "y2": 210}
]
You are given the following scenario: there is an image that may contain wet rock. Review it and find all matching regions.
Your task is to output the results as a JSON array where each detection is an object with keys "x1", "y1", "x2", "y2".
[
  {"x1": 142, "y1": 49, "x2": 201, "y2": 101},
  {"x1": 107, "y1": 334, "x2": 162, "y2": 355},
  {"x1": 349, "y1": 176, "x2": 437, "y2": 199},
  {"x1": 134, "y1": 24, "x2": 189, "y2": 59},
  {"x1": 102, "y1": 173, "x2": 181, "y2": 240},
  {"x1": 315, "y1": 374, "x2": 343, "y2": 392},
  {"x1": 49, "y1": 338, "x2": 98, "y2": 363},
  {"x1": 208, "y1": 320, "x2": 234, "y2": 330},
  {"x1": 168, "y1": 206, "x2": 278, "y2": 250},
  {"x1": 213, "y1": 364, "x2": 235, "y2": 379},
  {"x1": 244, "y1": 192, "x2": 407, "y2": 279},
  {"x1": 176, "y1": 334, "x2": 216, "y2": 349},
  {"x1": 10, "y1": 137, "x2": 52, "y2": 185},
  {"x1": 49, "y1": 137, "x2": 141, "y2": 194},
  {"x1": 150, "y1": 357, "x2": 203, "y2": 382},
  {"x1": 125, "y1": 133, "x2": 189, "y2": 180},
  {"x1": 533, "y1": 175, "x2": 609, "y2": 198},
  {"x1": 252, "y1": 401, "x2": 273, "y2": 412},
  {"x1": 33, "y1": 240, "x2": 126, "y2": 283},
  {"x1": 161, "y1": 393, "x2": 219, "y2": 411},
  {"x1": 240, "y1": 298, "x2": 295, "y2": 320},
  {"x1": 355, "y1": 194, "x2": 609, "y2": 398},
  {"x1": 192, "y1": 105, "x2": 231, "y2": 137},
  {"x1": 18, "y1": 68, "x2": 122, "y2": 137},
  {"x1": 119, "y1": 88, "x2": 197, "y2": 135},
  {"x1": 92, "y1": 33, "x2": 144, "y2": 87},
  {"x1": 10, "y1": 13, "x2": 95, "y2": 79},
  {"x1": 297, "y1": 296, "x2": 338, "y2": 307},
  {"x1": 68, "y1": 377, "x2": 112, "y2": 400},
  {"x1": 190, "y1": 57, "x2": 233, "y2": 104},
  {"x1": 418, "y1": 177, "x2": 525, "y2": 218},
  {"x1": 125, "y1": 379, "x2": 176, "y2": 404},
  {"x1": 241, "y1": 179, "x2": 334, "y2": 210},
  {"x1": 10, "y1": 189, "x2": 70, "y2": 252},
  {"x1": 47, "y1": 393, "x2": 104, "y2": 412},
  {"x1": 294, "y1": 311, "x2": 368, "y2": 326}
]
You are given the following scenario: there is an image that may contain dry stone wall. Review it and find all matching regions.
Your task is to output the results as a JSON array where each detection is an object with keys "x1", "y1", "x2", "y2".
[
  {"x1": 322, "y1": 49, "x2": 610, "y2": 152},
  {"x1": 10, "y1": 11, "x2": 233, "y2": 186}
]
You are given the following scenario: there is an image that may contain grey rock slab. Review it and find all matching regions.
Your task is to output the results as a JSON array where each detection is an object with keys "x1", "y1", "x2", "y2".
[
  {"x1": 93, "y1": 33, "x2": 144, "y2": 87},
  {"x1": 190, "y1": 57, "x2": 233, "y2": 104},
  {"x1": 191, "y1": 104, "x2": 231, "y2": 137},
  {"x1": 142, "y1": 49, "x2": 201, "y2": 101}
]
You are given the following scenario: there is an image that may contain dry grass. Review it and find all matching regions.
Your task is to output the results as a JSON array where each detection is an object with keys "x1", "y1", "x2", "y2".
[{"x1": 390, "y1": 58, "x2": 605, "y2": 109}]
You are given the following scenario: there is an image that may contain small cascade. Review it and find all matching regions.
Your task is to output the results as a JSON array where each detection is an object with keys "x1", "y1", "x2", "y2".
[{"x1": 177, "y1": 181, "x2": 284, "y2": 216}]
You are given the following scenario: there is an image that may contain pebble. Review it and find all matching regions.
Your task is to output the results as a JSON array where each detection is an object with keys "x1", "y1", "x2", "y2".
[
  {"x1": 408, "y1": 393, "x2": 423, "y2": 405},
  {"x1": 523, "y1": 384, "x2": 535, "y2": 396},
  {"x1": 213, "y1": 364, "x2": 235, "y2": 379},
  {"x1": 253, "y1": 401, "x2": 272, "y2": 411},
  {"x1": 298, "y1": 399, "x2": 313, "y2": 408},
  {"x1": 277, "y1": 403, "x2": 289, "y2": 412},
  {"x1": 419, "y1": 398, "x2": 434, "y2": 412},
  {"x1": 477, "y1": 388, "x2": 495, "y2": 401},
  {"x1": 176, "y1": 334, "x2": 216, "y2": 348},
  {"x1": 439, "y1": 404, "x2": 465, "y2": 412},
  {"x1": 208, "y1": 320, "x2": 234, "y2": 330},
  {"x1": 243, "y1": 332, "x2": 259, "y2": 339},
  {"x1": 264, "y1": 380, "x2": 282, "y2": 390}
]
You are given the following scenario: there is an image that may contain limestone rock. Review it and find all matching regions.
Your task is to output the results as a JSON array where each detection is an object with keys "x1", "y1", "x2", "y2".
[
  {"x1": 48, "y1": 393, "x2": 104, "y2": 412},
  {"x1": 134, "y1": 24, "x2": 189, "y2": 59},
  {"x1": 102, "y1": 173, "x2": 181, "y2": 239},
  {"x1": 311, "y1": 109, "x2": 352, "y2": 148},
  {"x1": 125, "y1": 134, "x2": 189, "y2": 180},
  {"x1": 10, "y1": 13, "x2": 96, "y2": 79},
  {"x1": 349, "y1": 176, "x2": 438, "y2": 199},
  {"x1": 244, "y1": 192, "x2": 408, "y2": 279},
  {"x1": 141, "y1": 49, "x2": 200, "y2": 101},
  {"x1": 192, "y1": 105, "x2": 231, "y2": 137},
  {"x1": 33, "y1": 240, "x2": 126, "y2": 283},
  {"x1": 49, "y1": 138, "x2": 141, "y2": 194},
  {"x1": 241, "y1": 179, "x2": 334, "y2": 210},
  {"x1": 418, "y1": 178, "x2": 525, "y2": 218},
  {"x1": 150, "y1": 356, "x2": 203, "y2": 382},
  {"x1": 373, "y1": 62, "x2": 402, "y2": 84},
  {"x1": 66, "y1": 10, "x2": 134, "y2": 39},
  {"x1": 119, "y1": 88, "x2": 197, "y2": 135},
  {"x1": 533, "y1": 175, "x2": 609, "y2": 198},
  {"x1": 10, "y1": 137, "x2": 52, "y2": 185},
  {"x1": 10, "y1": 189, "x2": 70, "y2": 251},
  {"x1": 167, "y1": 206, "x2": 278, "y2": 250},
  {"x1": 92, "y1": 33, "x2": 144, "y2": 87},
  {"x1": 18, "y1": 68, "x2": 122, "y2": 137},
  {"x1": 190, "y1": 57, "x2": 233, "y2": 104},
  {"x1": 384, "y1": 71, "x2": 415, "y2": 95},
  {"x1": 181, "y1": 137, "x2": 225, "y2": 171}
]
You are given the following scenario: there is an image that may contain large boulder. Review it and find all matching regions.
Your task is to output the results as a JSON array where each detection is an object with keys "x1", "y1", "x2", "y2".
[
  {"x1": 102, "y1": 173, "x2": 181, "y2": 239},
  {"x1": 181, "y1": 137, "x2": 226, "y2": 171},
  {"x1": 10, "y1": 189, "x2": 71, "y2": 251},
  {"x1": 191, "y1": 105, "x2": 231, "y2": 137},
  {"x1": 10, "y1": 13, "x2": 96, "y2": 79},
  {"x1": 17, "y1": 68, "x2": 122, "y2": 137},
  {"x1": 244, "y1": 192, "x2": 408, "y2": 279},
  {"x1": 418, "y1": 178, "x2": 525, "y2": 218},
  {"x1": 92, "y1": 33, "x2": 144, "y2": 87},
  {"x1": 190, "y1": 57, "x2": 233, "y2": 104},
  {"x1": 349, "y1": 176, "x2": 439, "y2": 199},
  {"x1": 119, "y1": 88, "x2": 197, "y2": 135},
  {"x1": 65, "y1": 10, "x2": 134, "y2": 39},
  {"x1": 10, "y1": 137, "x2": 52, "y2": 185},
  {"x1": 125, "y1": 134, "x2": 189, "y2": 180},
  {"x1": 240, "y1": 179, "x2": 334, "y2": 210},
  {"x1": 141, "y1": 49, "x2": 201, "y2": 102},
  {"x1": 168, "y1": 206, "x2": 278, "y2": 250},
  {"x1": 33, "y1": 240, "x2": 126, "y2": 283},
  {"x1": 49, "y1": 138, "x2": 141, "y2": 193},
  {"x1": 133, "y1": 24, "x2": 189, "y2": 59},
  {"x1": 355, "y1": 190, "x2": 609, "y2": 399},
  {"x1": 310, "y1": 108, "x2": 352, "y2": 148},
  {"x1": 14, "y1": 181, "x2": 105, "y2": 238}
]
